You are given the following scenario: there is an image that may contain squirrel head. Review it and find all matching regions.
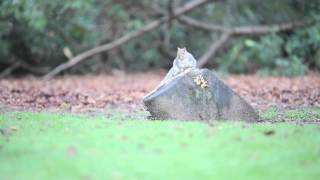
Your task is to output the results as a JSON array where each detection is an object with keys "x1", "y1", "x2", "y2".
[{"x1": 177, "y1": 47, "x2": 187, "y2": 60}]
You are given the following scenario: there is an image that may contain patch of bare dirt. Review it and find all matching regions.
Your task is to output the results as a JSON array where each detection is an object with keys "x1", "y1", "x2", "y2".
[{"x1": 0, "y1": 71, "x2": 319, "y2": 111}]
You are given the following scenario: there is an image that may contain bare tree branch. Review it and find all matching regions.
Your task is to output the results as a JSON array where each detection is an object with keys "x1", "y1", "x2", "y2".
[
  {"x1": 197, "y1": 32, "x2": 231, "y2": 68},
  {"x1": 0, "y1": 62, "x2": 20, "y2": 78},
  {"x1": 43, "y1": 0, "x2": 209, "y2": 79},
  {"x1": 179, "y1": 16, "x2": 229, "y2": 32},
  {"x1": 178, "y1": 16, "x2": 306, "y2": 35},
  {"x1": 19, "y1": 61, "x2": 50, "y2": 74},
  {"x1": 180, "y1": 16, "x2": 307, "y2": 67},
  {"x1": 232, "y1": 21, "x2": 305, "y2": 35},
  {"x1": 1, "y1": 59, "x2": 50, "y2": 78}
]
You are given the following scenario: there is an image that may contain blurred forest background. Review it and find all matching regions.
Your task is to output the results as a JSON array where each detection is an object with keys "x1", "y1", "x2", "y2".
[{"x1": 0, "y1": 0, "x2": 320, "y2": 78}]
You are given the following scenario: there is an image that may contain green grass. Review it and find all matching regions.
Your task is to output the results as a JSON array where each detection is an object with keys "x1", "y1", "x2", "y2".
[
  {"x1": 259, "y1": 107, "x2": 320, "y2": 122},
  {"x1": 285, "y1": 108, "x2": 320, "y2": 120},
  {"x1": 1, "y1": 111, "x2": 320, "y2": 180},
  {"x1": 260, "y1": 107, "x2": 278, "y2": 119}
]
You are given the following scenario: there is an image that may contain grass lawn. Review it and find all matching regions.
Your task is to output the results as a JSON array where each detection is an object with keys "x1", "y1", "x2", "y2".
[{"x1": 1, "y1": 109, "x2": 320, "y2": 180}]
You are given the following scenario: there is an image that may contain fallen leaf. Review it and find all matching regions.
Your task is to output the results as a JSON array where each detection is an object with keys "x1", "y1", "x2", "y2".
[
  {"x1": 0, "y1": 72, "x2": 319, "y2": 110},
  {"x1": 264, "y1": 130, "x2": 275, "y2": 136},
  {"x1": 65, "y1": 146, "x2": 77, "y2": 156},
  {"x1": 10, "y1": 126, "x2": 18, "y2": 131}
]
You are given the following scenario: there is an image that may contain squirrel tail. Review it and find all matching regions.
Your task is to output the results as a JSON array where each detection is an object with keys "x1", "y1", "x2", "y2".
[{"x1": 158, "y1": 67, "x2": 177, "y2": 87}]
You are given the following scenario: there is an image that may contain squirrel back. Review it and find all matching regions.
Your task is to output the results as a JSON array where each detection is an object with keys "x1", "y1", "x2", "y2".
[
  {"x1": 157, "y1": 47, "x2": 197, "y2": 88},
  {"x1": 144, "y1": 47, "x2": 197, "y2": 97},
  {"x1": 173, "y1": 47, "x2": 197, "y2": 69}
]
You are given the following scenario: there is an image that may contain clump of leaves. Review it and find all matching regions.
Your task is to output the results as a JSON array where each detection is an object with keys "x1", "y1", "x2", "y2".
[{"x1": 218, "y1": 21, "x2": 320, "y2": 76}]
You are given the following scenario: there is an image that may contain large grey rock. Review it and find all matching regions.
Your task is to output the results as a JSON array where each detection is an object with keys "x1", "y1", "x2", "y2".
[{"x1": 143, "y1": 69, "x2": 259, "y2": 122}]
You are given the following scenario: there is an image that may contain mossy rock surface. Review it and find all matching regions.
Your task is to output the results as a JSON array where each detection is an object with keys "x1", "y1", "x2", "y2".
[{"x1": 143, "y1": 69, "x2": 259, "y2": 122}]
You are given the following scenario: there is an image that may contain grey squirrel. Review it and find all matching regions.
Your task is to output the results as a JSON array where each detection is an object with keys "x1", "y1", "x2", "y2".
[{"x1": 158, "y1": 47, "x2": 197, "y2": 87}]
